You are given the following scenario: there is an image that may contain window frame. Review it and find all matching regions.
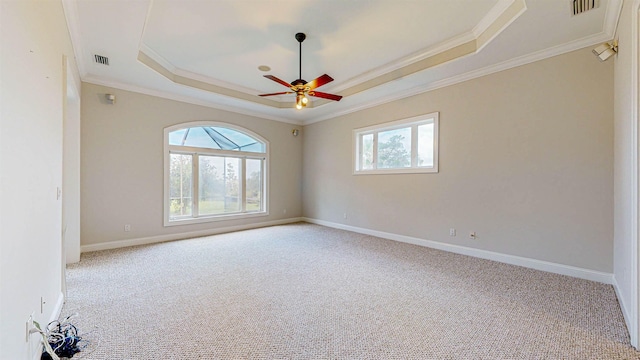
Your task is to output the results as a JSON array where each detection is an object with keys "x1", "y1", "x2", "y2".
[
  {"x1": 353, "y1": 112, "x2": 439, "y2": 175},
  {"x1": 164, "y1": 121, "x2": 269, "y2": 226}
]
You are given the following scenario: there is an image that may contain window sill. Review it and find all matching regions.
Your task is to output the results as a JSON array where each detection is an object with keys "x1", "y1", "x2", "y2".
[
  {"x1": 164, "y1": 211, "x2": 269, "y2": 227},
  {"x1": 354, "y1": 167, "x2": 438, "y2": 175}
]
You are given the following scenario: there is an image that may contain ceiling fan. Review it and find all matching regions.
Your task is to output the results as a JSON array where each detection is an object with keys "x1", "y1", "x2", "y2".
[{"x1": 259, "y1": 32, "x2": 342, "y2": 109}]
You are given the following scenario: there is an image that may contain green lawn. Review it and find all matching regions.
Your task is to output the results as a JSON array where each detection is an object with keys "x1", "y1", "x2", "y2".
[{"x1": 171, "y1": 197, "x2": 261, "y2": 218}]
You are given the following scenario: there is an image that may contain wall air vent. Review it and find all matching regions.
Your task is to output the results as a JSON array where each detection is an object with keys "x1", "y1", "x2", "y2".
[
  {"x1": 572, "y1": 0, "x2": 598, "y2": 16},
  {"x1": 94, "y1": 54, "x2": 109, "y2": 66}
]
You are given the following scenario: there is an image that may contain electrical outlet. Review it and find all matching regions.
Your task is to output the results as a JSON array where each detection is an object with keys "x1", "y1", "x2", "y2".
[
  {"x1": 283, "y1": 208, "x2": 287, "y2": 214},
  {"x1": 124, "y1": 224, "x2": 131, "y2": 232},
  {"x1": 469, "y1": 231, "x2": 477, "y2": 239},
  {"x1": 343, "y1": 213, "x2": 347, "y2": 219},
  {"x1": 449, "y1": 228, "x2": 456, "y2": 236}
]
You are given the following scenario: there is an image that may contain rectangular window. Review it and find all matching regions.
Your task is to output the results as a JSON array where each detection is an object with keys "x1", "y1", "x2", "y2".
[
  {"x1": 169, "y1": 153, "x2": 193, "y2": 218},
  {"x1": 417, "y1": 123, "x2": 435, "y2": 167},
  {"x1": 198, "y1": 155, "x2": 244, "y2": 216},
  {"x1": 222, "y1": 157, "x2": 242, "y2": 213},
  {"x1": 353, "y1": 112, "x2": 438, "y2": 174},
  {"x1": 245, "y1": 158, "x2": 263, "y2": 212},
  {"x1": 377, "y1": 127, "x2": 412, "y2": 169},
  {"x1": 361, "y1": 133, "x2": 374, "y2": 170},
  {"x1": 170, "y1": 154, "x2": 264, "y2": 221}
]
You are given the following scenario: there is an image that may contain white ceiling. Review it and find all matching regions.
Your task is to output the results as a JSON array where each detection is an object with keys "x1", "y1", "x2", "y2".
[{"x1": 63, "y1": 0, "x2": 621, "y2": 125}]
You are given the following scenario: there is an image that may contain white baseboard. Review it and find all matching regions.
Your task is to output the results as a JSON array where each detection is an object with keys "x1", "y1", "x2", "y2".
[
  {"x1": 50, "y1": 291, "x2": 65, "y2": 323},
  {"x1": 613, "y1": 276, "x2": 638, "y2": 348},
  {"x1": 81, "y1": 217, "x2": 304, "y2": 253},
  {"x1": 613, "y1": 277, "x2": 632, "y2": 330},
  {"x1": 302, "y1": 217, "x2": 614, "y2": 284},
  {"x1": 80, "y1": 216, "x2": 614, "y2": 284}
]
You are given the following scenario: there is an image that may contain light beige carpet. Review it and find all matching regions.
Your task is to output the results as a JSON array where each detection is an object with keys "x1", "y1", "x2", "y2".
[{"x1": 63, "y1": 223, "x2": 640, "y2": 359}]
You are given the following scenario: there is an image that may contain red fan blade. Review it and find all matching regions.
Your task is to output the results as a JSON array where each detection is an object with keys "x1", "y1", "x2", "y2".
[
  {"x1": 264, "y1": 75, "x2": 292, "y2": 88},
  {"x1": 310, "y1": 91, "x2": 342, "y2": 101},
  {"x1": 306, "y1": 74, "x2": 334, "y2": 90},
  {"x1": 259, "y1": 91, "x2": 292, "y2": 97}
]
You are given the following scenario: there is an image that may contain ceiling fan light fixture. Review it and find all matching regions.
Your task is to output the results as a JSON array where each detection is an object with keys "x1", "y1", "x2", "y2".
[
  {"x1": 296, "y1": 94, "x2": 303, "y2": 109},
  {"x1": 259, "y1": 32, "x2": 342, "y2": 109},
  {"x1": 295, "y1": 93, "x2": 308, "y2": 110}
]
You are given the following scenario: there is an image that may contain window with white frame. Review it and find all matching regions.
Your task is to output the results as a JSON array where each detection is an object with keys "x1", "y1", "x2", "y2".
[
  {"x1": 354, "y1": 112, "x2": 438, "y2": 174},
  {"x1": 164, "y1": 122, "x2": 268, "y2": 226}
]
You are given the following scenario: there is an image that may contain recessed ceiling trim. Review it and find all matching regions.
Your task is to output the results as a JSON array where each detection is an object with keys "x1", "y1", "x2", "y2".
[
  {"x1": 328, "y1": 0, "x2": 526, "y2": 94},
  {"x1": 472, "y1": 0, "x2": 520, "y2": 38},
  {"x1": 339, "y1": 40, "x2": 477, "y2": 98},
  {"x1": 82, "y1": 74, "x2": 304, "y2": 125},
  {"x1": 140, "y1": 43, "x2": 266, "y2": 96},
  {"x1": 334, "y1": 0, "x2": 526, "y2": 99},
  {"x1": 306, "y1": 30, "x2": 616, "y2": 125},
  {"x1": 85, "y1": 27, "x2": 616, "y2": 127},
  {"x1": 138, "y1": 43, "x2": 177, "y2": 74},
  {"x1": 331, "y1": 32, "x2": 476, "y2": 93},
  {"x1": 67, "y1": 0, "x2": 622, "y2": 125},
  {"x1": 136, "y1": 0, "x2": 526, "y2": 110},
  {"x1": 475, "y1": 0, "x2": 528, "y2": 52},
  {"x1": 137, "y1": 50, "x2": 286, "y2": 108}
]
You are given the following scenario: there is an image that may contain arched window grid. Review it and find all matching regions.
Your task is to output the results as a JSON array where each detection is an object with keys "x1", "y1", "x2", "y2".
[{"x1": 164, "y1": 121, "x2": 269, "y2": 226}]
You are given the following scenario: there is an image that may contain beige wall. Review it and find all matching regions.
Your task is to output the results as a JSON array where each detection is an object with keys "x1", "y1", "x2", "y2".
[
  {"x1": 81, "y1": 83, "x2": 303, "y2": 246},
  {"x1": 1, "y1": 0, "x2": 79, "y2": 357},
  {"x1": 613, "y1": 0, "x2": 639, "y2": 347},
  {"x1": 303, "y1": 47, "x2": 614, "y2": 272}
]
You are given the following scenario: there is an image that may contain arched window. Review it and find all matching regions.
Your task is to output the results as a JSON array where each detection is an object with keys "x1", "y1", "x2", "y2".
[{"x1": 164, "y1": 122, "x2": 268, "y2": 225}]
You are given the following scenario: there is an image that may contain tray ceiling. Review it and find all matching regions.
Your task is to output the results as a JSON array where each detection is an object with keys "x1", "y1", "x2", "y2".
[{"x1": 63, "y1": 0, "x2": 621, "y2": 124}]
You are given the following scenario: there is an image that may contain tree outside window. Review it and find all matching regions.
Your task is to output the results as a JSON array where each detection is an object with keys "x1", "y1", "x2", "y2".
[
  {"x1": 354, "y1": 113, "x2": 439, "y2": 174},
  {"x1": 165, "y1": 123, "x2": 268, "y2": 225}
]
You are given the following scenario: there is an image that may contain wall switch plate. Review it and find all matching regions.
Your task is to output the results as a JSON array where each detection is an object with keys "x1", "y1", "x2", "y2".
[
  {"x1": 124, "y1": 224, "x2": 131, "y2": 232},
  {"x1": 26, "y1": 313, "x2": 34, "y2": 342}
]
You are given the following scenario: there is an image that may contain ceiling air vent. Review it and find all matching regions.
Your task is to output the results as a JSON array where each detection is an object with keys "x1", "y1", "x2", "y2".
[
  {"x1": 572, "y1": 0, "x2": 598, "y2": 16},
  {"x1": 94, "y1": 54, "x2": 109, "y2": 66}
]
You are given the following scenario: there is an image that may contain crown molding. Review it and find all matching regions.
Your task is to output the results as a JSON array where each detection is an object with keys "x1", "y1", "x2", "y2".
[
  {"x1": 136, "y1": 0, "x2": 525, "y2": 111},
  {"x1": 328, "y1": 0, "x2": 526, "y2": 94},
  {"x1": 65, "y1": 0, "x2": 622, "y2": 127},
  {"x1": 78, "y1": 29, "x2": 617, "y2": 128},
  {"x1": 61, "y1": 0, "x2": 87, "y2": 77},
  {"x1": 82, "y1": 75, "x2": 303, "y2": 125},
  {"x1": 304, "y1": 30, "x2": 614, "y2": 125},
  {"x1": 604, "y1": 0, "x2": 624, "y2": 37},
  {"x1": 472, "y1": 0, "x2": 518, "y2": 38},
  {"x1": 139, "y1": 44, "x2": 263, "y2": 96}
]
